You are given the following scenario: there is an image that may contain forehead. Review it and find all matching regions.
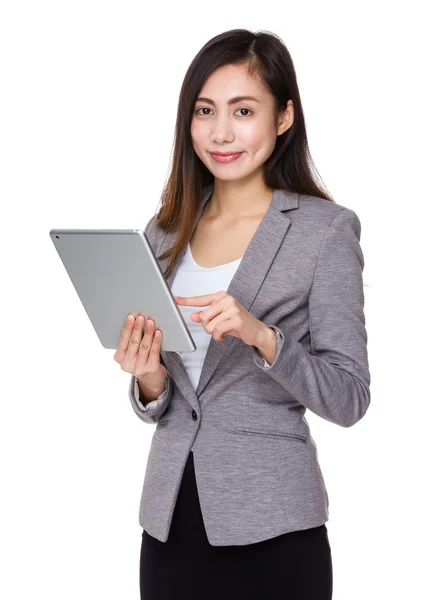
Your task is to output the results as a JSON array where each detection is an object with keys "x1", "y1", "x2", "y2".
[{"x1": 198, "y1": 64, "x2": 268, "y2": 102}]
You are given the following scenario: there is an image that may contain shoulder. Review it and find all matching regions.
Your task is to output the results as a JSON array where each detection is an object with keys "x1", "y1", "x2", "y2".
[
  {"x1": 296, "y1": 193, "x2": 362, "y2": 239},
  {"x1": 143, "y1": 213, "x2": 167, "y2": 252}
]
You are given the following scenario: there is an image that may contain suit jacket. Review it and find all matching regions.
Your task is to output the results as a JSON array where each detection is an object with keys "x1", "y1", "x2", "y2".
[{"x1": 128, "y1": 183, "x2": 371, "y2": 546}]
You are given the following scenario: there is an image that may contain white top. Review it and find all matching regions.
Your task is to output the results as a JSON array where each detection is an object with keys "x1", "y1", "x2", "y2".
[
  {"x1": 133, "y1": 243, "x2": 274, "y2": 450},
  {"x1": 173, "y1": 243, "x2": 243, "y2": 391}
]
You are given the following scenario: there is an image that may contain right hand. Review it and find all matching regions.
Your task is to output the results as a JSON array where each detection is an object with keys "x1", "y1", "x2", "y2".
[{"x1": 114, "y1": 312, "x2": 167, "y2": 396}]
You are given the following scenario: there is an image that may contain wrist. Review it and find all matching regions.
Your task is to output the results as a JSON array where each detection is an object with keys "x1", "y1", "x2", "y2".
[
  {"x1": 136, "y1": 377, "x2": 166, "y2": 404},
  {"x1": 255, "y1": 325, "x2": 278, "y2": 365}
]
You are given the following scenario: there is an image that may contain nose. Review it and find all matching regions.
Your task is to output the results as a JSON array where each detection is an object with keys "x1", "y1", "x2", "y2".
[{"x1": 210, "y1": 114, "x2": 235, "y2": 144}]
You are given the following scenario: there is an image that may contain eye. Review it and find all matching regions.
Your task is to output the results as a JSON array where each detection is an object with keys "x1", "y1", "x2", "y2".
[
  {"x1": 194, "y1": 107, "x2": 253, "y2": 117},
  {"x1": 235, "y1": 108, "x2": 253, "y2": 117},
  {"x1": 195, "y1": 107, "x2": 213, "y2": 116}
]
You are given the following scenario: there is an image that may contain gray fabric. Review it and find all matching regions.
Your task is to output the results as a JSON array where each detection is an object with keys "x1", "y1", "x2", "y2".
[
  {"x1": 130, "y1": 327, "x2": 278, "y2": 416},
  {"x1": 131, "y1": 373, "x2": 170, "y2": 416},
  {"x1": 127, "y1": 183, "x2": 371, "y2": 546}
]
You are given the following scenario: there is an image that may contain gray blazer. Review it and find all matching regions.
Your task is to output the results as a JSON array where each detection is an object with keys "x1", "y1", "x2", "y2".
[{"x1": 128, "y1": 183, "x2": 371, "y2": 546}]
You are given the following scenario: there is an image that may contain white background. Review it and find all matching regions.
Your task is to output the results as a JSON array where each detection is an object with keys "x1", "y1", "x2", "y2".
[{"x1": 1, "y1": 1, "x2": 423, "y2": 598}]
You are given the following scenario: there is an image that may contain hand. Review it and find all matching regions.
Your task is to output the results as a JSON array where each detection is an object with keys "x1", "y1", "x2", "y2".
[
  {"x1": 174, "y1": 291, "x2": 267, "y2": 347},
  {"x1": 114, "y1": 313, "x2": 167, "y2": 395}
]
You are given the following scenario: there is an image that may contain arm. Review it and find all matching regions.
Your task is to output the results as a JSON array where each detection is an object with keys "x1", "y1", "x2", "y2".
[
  {"x1": 128, "y1": 372, "x2": 172, "y2": 424},
  {"x1": 254, "y1": 326, "x2": 280, "y2": 366},
  {"x1": 251, "y1": 208, "x2": 371, "y2": 428}
]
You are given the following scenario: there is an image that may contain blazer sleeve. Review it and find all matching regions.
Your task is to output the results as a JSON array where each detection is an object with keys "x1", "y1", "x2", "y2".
[
  {"x1": 127, "y1": 213, "x2": 173, "y2": 424},
  {"x1": 251, "y1": 207, "x2": 371, "y2": 428},
  {"x1": 128, "y1": 373, "x2": 172, "y2": 424}
]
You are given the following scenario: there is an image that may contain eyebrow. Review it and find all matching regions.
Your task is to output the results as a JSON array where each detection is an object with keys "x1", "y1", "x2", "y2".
[{"x1": 196, "y1": 96, "x2": 260, "y2": 106}]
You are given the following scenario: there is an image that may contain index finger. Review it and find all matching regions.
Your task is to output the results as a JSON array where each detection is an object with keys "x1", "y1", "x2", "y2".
[{"x1": 174, "y1": 293, "x2": 216, "y2": 305}]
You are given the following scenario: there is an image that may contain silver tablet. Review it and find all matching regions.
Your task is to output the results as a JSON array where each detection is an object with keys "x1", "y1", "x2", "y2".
[{"x1": 49, "y1": 228, "x2": 196, "y2": 352}]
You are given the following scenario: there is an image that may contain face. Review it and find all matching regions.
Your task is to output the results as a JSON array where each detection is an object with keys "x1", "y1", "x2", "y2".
[{"x1": 191, "y1": 63, "x2": 293, "y2": 183}]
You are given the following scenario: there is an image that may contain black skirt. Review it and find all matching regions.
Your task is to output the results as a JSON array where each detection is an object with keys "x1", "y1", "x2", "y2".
[{"x1": 140, "y1": 450, "x2": 333, "y2": 600}]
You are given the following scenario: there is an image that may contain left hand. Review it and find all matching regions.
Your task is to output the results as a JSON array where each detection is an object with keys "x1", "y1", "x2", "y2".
[{"x1": 174, "y1": 291, "x2": 266, "y2": 347}]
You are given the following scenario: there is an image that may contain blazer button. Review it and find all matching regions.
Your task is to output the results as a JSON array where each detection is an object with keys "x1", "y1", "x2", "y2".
[{"x1": 192, "y1": 409, "x2": 198, "y2": 421}]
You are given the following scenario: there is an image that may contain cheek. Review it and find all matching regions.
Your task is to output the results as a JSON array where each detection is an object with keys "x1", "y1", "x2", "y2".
[
  {"x1": 240, "y1": 119, "x2": 276, "y2": 150},
  {"x1": 191, "y1": 125, "x2": 208, "y2": 157},
  {"x1": 190, "y1": 121, "x2": 200, "y2": 145},
  {"x1": 191, "y1": 119, "x2": 205, "y2": 140},
  {"x1": 244, "y1": 130, "x2": 277, "y2": 162}
]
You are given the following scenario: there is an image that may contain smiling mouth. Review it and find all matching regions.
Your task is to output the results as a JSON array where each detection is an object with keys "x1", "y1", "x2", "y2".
[
  {"x1": 210, "y1": 151, "x2": 244, "y2": 163},
  {"x1": 210, "y1": 151, "x2": 243, "y2": 156}
]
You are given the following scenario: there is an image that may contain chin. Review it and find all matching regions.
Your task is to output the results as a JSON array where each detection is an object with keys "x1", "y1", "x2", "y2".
[{"x1": 210, "y1": 171, "x2": 251, "y2": 182}]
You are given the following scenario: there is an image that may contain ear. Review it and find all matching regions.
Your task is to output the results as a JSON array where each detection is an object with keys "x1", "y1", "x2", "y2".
[{"x1": 277, "y1": 99, "x2": 294, "y2": 136}]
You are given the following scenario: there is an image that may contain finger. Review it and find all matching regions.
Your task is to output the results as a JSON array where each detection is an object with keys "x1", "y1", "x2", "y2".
[
  {"x1": 198, "y1": 303, "x2": 226, "y2": 328},
  {"x1": 174, "y1": 293, "x2": 217, "y2": 306},
  {"x1": 211, "y1": 315, "x2": 233, "y2": 339},
  {"x1": 126, "y1": 312, "x2": 146, "y2": 357},
  {"x1": 146, "y1": 327, "x2": 162, "y2": 365},
  {"x1": 203, "y1": 307, "x2": 234, "y2": 334},
  {"x1": 136, "y1": 317, "x2": 156, "y2": 363},
  {"x1": 114, "y1": 313, "x2": 138, "y2": 362}
]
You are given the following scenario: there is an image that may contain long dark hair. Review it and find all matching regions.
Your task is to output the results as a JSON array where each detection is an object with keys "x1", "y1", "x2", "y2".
[{"x1": 154, "y1": 28, "x2": 334, "y2": 279}]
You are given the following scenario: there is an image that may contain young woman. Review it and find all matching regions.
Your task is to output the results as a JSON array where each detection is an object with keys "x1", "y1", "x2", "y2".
[{"x1": 114, "y1": 28, "x2": 371, "y2": 600}]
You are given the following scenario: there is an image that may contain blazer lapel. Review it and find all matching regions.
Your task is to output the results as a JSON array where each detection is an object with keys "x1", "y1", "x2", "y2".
[{"x1": 158, "y1": 183, "x2": 299, "y2": 407}]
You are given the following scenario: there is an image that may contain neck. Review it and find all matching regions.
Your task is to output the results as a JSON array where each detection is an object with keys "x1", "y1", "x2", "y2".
[{"x1": 205, "y1": 177, "x2": 273, "y2": 221}]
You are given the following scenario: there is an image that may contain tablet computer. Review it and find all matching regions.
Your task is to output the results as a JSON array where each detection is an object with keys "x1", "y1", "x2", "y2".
[{"x1": 49, "y1": 228, "x2": 196, "y2": 352}]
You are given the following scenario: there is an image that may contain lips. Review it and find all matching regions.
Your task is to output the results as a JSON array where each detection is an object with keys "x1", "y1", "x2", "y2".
[
  {"x1": 211, "y1": 152, "x2": 243, "y2": 156},
  {"x1": 210, "y1": 151, "x2": 243, "y2": 163}
]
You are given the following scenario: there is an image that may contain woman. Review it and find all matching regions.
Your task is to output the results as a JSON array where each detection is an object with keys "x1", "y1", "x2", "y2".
[{"x1": 114, "y1": 28, "x2": 371, "y2": 599}]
